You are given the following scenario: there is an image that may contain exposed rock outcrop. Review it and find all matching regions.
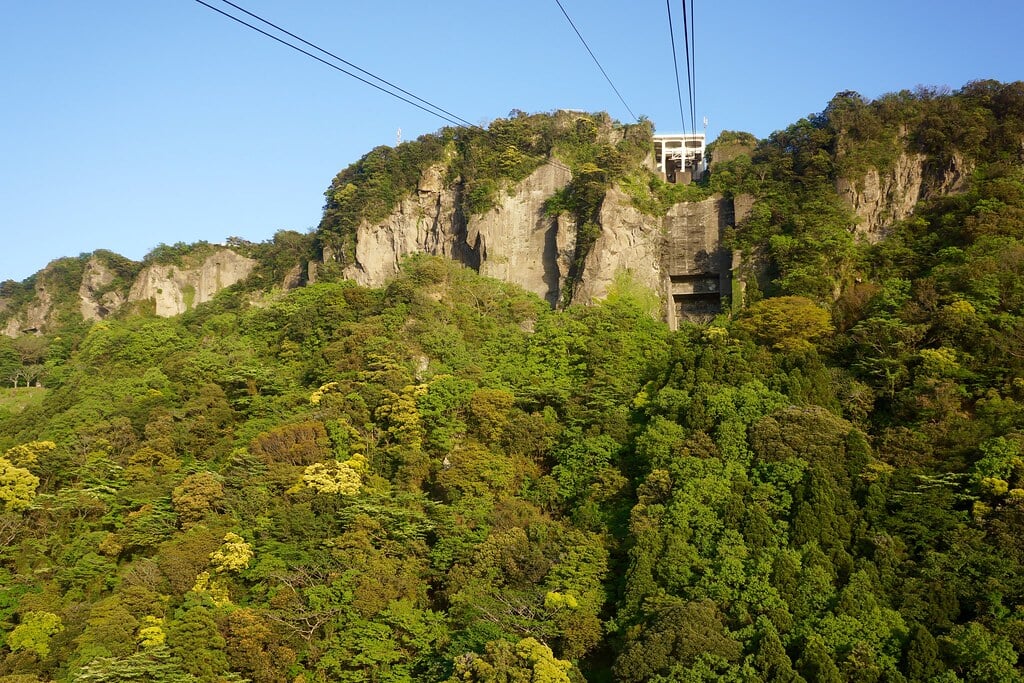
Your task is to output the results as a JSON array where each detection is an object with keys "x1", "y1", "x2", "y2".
[
  {"x1": 837, "y1": 151, "x2": 973, "y2": 242},
  {"x1": 79, "y1": 257, "x2": 125, "y2": 322},
  {"x1": 927, "y1": 151, "x2": 973, "y2": 198},
  {"x1": 836, "y1": 152, "x2": 926, "y2": 242},
  {"x1": 127, "y1": 249, "x2": 256, "y2": 317},
  {"x1": 573, "y1": 191, "x2": 743, "y2": 327},
  {"x1": 572, "y1": 187, "x2": 663, "y2": 305},
  {"x1": 3, "y1": 276, "x2": 54, "y2": 336},
  {"x1": 342, "y1": 164, "x2": 461, "y2": 287},
  {"x1": 329, "y1": 158, "x2": 748, "y2": 325},
  {"x1": 341, "y1": 164, "x2": 575, "y2": 305},
  {"x1": 469, "y1": 164, "x2": 573, "y2": 305},
  {"x1": 2, "y1": 248, "x2": 257, "y2": 337}
]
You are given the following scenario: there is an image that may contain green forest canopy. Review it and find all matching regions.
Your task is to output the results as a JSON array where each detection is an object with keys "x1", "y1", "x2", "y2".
[{"x1": 0, "y1": 80, "x2": 1023, "y2": 682}]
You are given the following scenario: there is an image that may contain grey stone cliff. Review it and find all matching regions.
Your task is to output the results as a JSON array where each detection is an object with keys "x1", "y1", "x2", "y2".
[{"x1": 127, "y1": 250, "x2": 256, "y2": 317}]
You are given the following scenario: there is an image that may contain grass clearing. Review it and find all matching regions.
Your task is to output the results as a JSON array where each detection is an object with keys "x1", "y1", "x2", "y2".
[{"x1": 0, "y1": 387, "x2": 47, "y2": 414}]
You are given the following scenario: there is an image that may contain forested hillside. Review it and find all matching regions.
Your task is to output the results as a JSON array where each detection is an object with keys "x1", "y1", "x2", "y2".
[{"x1": 1, "y1": 80, "x2": 1024, "y2": 682}]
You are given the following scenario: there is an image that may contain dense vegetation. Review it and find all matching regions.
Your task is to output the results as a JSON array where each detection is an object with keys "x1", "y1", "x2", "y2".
[{"x1": 1, "y1": 81, "x2": 1023, "y2": 682}]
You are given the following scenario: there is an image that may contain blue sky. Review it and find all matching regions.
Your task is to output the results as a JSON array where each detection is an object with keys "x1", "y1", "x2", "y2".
[{"x1": 2, "y1": 0, "x2": 1021, "y2": 282}]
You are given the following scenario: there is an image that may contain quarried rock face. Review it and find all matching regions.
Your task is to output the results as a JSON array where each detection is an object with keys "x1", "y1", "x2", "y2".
[
  {"x1": 127, "y1": 249, "x2": 256, "y2": 317},
  {"x1": 572, "y1": 187, "x2": 663, "y2": 305},
  {"x1": 573, "y1": 191, "x2": 741, "y2": 327},
  {"x1": 469, "y1": 164, "x2": 573, "y2": 305},
  {"x1": 341, "y1": 164, "x2": 574, "y2": 305},
  {"x1": 331, "y1": 161, "x2": 743, "y2": 325},
  {"x1": 342, "y1": 164, "x2": 461, "y2": 287}
]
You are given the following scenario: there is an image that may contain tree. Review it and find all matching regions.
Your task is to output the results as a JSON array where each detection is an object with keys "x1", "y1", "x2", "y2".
[
  {"x1": 376, "y1": 383, "x2": 429, "y2": 490},
  {"x1": 297, "y1": 454, "x2": 365, "y2": 495},
  {"x1": 903, "y1": 624, "x2": 944, "y2": 682},
  {"x1": 737, "y1": 296, "x2": 834, "y2": 353},
  {"x1": 3, "y1": 440, "x2": 56, "y2": 468},
  {"x1": 8, "y1": 611, "x2": 63, "y2": 658},
  {"x1": 796, "y1": 634, "x2": 842, "y2": 683},
  {"x1": 209, "y1": 532, "x2": 253, "y2": 574},
  {"x1": 449, "y1": 637, "x2": 572, "y2": 683},
  {"x1": 73, "y1": 646, "x2": 198, "y2": 682},
  {"x1": 223, "y1": 608, "x2": 294, "y2": 683},
  {"x1": 0, "y1": 455, "x2": 39, "y2": 512},
  {"x1": 171, "y1": 471, "x2": 224, "y2": 528},
  {"x1": 0, "y1": 337, "x2": 20, "y2": 387},
  {"x1": 752, "y1": 618, "x2": 806, "y2": 683},
  {"x1": 250, "y1": 421, "x2": 331, "y2": 466},
  {"x1": 75, "y1": 596, "x2": 140, "y2": 660},
  {"x1": 941, "y1": 622, "x2": 1020, "y2": 683},
  {"x1": 615, "y1": 599, "x2": 743, "y2": 682},
  {"x1": 167, "y1": 605, "x2": 230, "y2": 682}
]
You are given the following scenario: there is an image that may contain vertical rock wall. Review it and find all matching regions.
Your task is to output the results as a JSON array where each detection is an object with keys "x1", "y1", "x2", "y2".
[
  {"x1": 340, "y1": 164, "x2": 575, "y2": 305},
  {"x1": 126, "y1": 250, "x2": 257, "y2": 317},
  {"x1": 79, "y1": 258, "x2": 125, "y2": 321},
  {"x1": 572, "y1": 187, "x2": 663, "y2": 305},
  {"x1": 468, "y1": 164, "x2": 574, "y2": 306},
  {"x1": 331, "y1": 161, "x2": 746, "y2": 327}
]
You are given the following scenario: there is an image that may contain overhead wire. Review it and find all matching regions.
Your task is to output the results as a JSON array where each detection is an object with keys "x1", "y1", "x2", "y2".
[
  {"x1": 191, "y1": 0, "x2": 576, "y2": 175},
  {"x1": 689, "y1": 0, "x2": 697, "y2": 136},
  {"x1": 681, "y1": 0, "x2": 696, "y2": 138},
  {"x1": 665, "y1": 0, "x2": 689, "y2": 134},
  {"x1": 212, "y1": 0, "x2": 479, "y2": 131},
  {"x1": 191, "y1": 0, "x2": 464, "y2": 128},
  {"x1": 552, "y1": 0, "x2": 639, "y2": 122}
]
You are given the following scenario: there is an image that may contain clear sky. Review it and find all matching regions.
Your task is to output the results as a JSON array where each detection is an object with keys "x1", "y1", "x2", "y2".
[{"x1": 2, "y1": 0, "x2": 1021, "y2": 282}]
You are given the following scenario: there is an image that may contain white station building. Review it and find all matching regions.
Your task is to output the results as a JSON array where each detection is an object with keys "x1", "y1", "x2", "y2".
[{"x1": 653, "y1": 133, "x2": 707, "y2": 183}]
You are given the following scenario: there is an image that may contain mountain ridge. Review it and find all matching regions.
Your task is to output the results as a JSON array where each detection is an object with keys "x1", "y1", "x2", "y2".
[{"x1": 8, "y1": 84, "x2": 1015, "y2": 337}]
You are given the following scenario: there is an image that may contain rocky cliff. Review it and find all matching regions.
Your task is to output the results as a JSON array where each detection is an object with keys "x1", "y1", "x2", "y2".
[
  {"x1": 2, "y1": 279, "x2": 53, "y2": 337},
  {"x1": 78, "y1": 257, "x2": 126, "y2": 322},
  {"x1": 337, "y1": 164, "x2": 576, "y2": 306},
  {"x1": 1, "y1": 247, "x2": 256, "y2": 336},
  {"x1": 127, "y1": 250, "x2": 256, "y2": 317},
  {"x1": 329, "y1": 160, "x2": 746, "y2": 323},
  {"x1": 8, "y1": 90, "x2": 1010, "y2": 337},
  {"x1": 836, "y1": 144, "x2": 973, "y2": 242},
  {"x1": 334, "y1": 162, "x2": 612, "y2": 307},
  {"x1": 571, "y1": 187, "x2": 663, "y2": 305}
]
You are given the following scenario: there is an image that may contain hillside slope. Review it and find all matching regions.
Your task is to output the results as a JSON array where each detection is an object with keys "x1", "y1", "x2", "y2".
[{"x1": 0, "y1": 80, "x2": 1023, "y2": 682}]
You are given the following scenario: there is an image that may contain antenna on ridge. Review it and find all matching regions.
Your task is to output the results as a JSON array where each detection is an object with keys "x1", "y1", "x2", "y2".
[{"x1": 396, "y1": 127, "x2": 402, "y2": 146}]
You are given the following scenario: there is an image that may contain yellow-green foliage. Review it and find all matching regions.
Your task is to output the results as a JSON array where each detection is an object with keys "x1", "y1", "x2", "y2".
[
  {"x1": 619, "y1": 171, "x2": 712, "y2": 216},
  {"x1": 450, "y1": 637, "x2": 572, "y2": 683},
  {"x1": 8, "y1": 611, "x2": 64, "y2": 658},
  {"x1": 918, "y1": 347, "x2": 960, "y2": 377},
  {"x1": 544, "y1": 591, "x2": 580, "y2": 610},
  {"x1": 137, "y1": 616, "x2": 167, "y2": 649},
  {"x1": 737, "y1": 295, "x2": 834, "y2": 352},
  {"x1": 209, "y1": 532, "x2": 253, "y2": 573},
  {"x1": 0, "y1": 455, "x2": 39, "y2": 512},
  {"x1": 298, "y1": 454, "x2": 366, "y2": 495},
  {"x1": 309, "y1": 381, "x2": 339, "y2": 405},
  {"x1": 191, "y1": 571, "x2": 232, "y2": 607},
  {"x1": 4, "y1": 440, "x2": 55, "y2": 466}
]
